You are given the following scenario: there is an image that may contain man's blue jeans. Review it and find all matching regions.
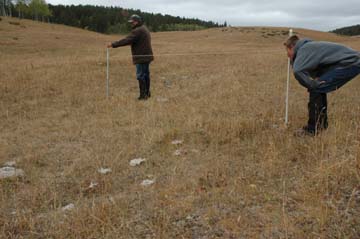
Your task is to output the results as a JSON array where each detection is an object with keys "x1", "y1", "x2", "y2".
[
  {"x1": 136, "y1": 63, "x2": 151, "y2": 98},
  {"x1": 308, "y1": 65, "x2": 360, "y2": 132},
  {"x1": 316, "y1": 65, "x2": 360, "y2": 93}
]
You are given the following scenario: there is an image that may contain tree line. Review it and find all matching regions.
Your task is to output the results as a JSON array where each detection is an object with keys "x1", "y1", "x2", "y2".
[
  {"x1": 49, "y1": 5, "x2": 224, "y2": 33},
  {"x1": 0, "y1": 1, "x2": 225, "y2": 33},
  {"x1": 331, "y1": 24, "x2": 360, "y2": 36}
]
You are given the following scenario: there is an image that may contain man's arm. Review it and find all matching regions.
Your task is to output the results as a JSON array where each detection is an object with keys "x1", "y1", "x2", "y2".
[
  {"x1": 111, "y1": 31, "x2": 138, "y2": 48},
  {"x1": 293, "y1": 50, "x2": 323, "y2": 90},
  {"x1": 293, "y1": 70, "x2": 323, "y2": 90}
]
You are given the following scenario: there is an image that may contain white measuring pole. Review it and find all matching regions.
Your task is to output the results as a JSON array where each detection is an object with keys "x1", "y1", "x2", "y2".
[
  {"x1": 106, "y1": 48, "x2": 109, "y2": 98},
  {"x1": 285, "y1": 29, "x2": 293, "y2": 125}
]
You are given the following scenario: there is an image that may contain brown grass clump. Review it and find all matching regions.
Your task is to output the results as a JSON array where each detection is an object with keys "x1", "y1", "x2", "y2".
[{"x1": 1, "y1": 17, "x2": 360, "y2": 238}]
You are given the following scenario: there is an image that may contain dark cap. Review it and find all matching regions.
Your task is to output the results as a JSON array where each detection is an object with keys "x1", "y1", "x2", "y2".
[{"x1": 128, "y1": 14, "x2": 142, "y2": 23}]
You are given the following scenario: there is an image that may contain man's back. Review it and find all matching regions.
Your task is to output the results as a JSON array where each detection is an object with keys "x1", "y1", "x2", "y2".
[
  {"x1": 130, "y1": 25, "x2": 154, "y2": 64},
  {"x1": 292, "y1": 39, "x2": 360, "y2": 89},
  {"x1": 294, "y1": 39, "x2": 360, "y2": 73}
]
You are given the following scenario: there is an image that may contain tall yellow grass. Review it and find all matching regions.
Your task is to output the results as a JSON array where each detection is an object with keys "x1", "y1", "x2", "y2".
[{"x1": 1, "y1": 17, "x2": 360, "y2": 238}]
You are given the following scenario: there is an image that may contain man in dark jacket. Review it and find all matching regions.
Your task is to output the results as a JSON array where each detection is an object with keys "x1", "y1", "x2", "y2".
[
  {"x1": 107, "y1": 14, "x2": 154, "y2": 100},
  {"x1": 284, "y1": 35, "x2": 360, "y2": 136}
]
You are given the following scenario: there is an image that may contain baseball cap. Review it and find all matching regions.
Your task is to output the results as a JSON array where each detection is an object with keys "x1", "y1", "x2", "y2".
[{"x1": 128, "y1": 14, "x2": 142, "y2": 23}]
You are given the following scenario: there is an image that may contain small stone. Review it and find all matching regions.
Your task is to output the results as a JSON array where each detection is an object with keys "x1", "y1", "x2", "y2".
[
  {"x1": 141, "y1": 179, "x2": 155, "y2": 186},
  {"x1": 88, "y1": 181, "x2": 98, "y2": 189},
  {"x1": 174, "y1": 149, "x2": 182, "y2": 156},
  {"x1": 98, "y1": 168, "x2": 111, "y2": 175},
  {"x1": 62, "y1": 203, "x2": 75, "y2": 211},
  {"x1": 130, "y1": 158, "x2": 146, "y2": 167},
  {"x1": 0, "y1": 167, "x2": 24, "y2": 179},
  {"x1": 109, "y1": 196, "x2": 116, "y2": 204},
  {"x1": 171, "y1": 140, "x2": 183, "y2": 145}
]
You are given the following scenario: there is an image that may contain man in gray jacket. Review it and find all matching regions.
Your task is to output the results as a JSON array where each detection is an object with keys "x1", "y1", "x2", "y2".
[
  {"x1": 107, "y1": 14, "x2": 154, "y2": 100},
  {"x1": 284, "y1": 35, "x2": 360, "y2": 135}
]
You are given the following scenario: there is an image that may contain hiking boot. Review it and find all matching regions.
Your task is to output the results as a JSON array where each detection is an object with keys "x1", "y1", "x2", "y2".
[
  {"x1": 138, "y1": 80, "x2": 148, "y2": 100},
  {"x1": 294, "y1": 126, "x2": 316, "y2": 137},
  {"x1": 138, "y1": 95, "x2": 148, "y2": 100},
  {"x1": 294, "y1": 125, "x2": 328, "y2": 137},
  {"x1": 145, "y1": 77, "x2": 151, "y2": 98}
]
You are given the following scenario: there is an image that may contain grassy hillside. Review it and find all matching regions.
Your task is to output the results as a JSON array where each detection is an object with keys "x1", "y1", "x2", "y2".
[{"x1": 1, "y1": 17, "x2": 360, "y2": 238}]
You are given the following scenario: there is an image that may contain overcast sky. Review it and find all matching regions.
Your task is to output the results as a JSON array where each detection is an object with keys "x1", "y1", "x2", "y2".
[{"x1": 46, "y1": 0, "x2": 360, "y2": 31}]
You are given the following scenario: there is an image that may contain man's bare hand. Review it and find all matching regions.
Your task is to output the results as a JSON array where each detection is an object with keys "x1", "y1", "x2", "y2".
[{"x1": 106, "y1": 43, "x2": 112, "y2": 48}]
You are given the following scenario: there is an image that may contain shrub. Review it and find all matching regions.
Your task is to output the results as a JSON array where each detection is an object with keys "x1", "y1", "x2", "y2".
[{"x1": 9, "y1": 21, "x2": 21, "y2": 26}]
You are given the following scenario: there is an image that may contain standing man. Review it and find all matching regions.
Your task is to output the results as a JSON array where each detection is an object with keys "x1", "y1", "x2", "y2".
[
  {"x1": 284, "y1": 35, "x2": 360, "y2": 136},
  {"x1": 107, "y1": 14, "x2": 154, "y2": 100}
]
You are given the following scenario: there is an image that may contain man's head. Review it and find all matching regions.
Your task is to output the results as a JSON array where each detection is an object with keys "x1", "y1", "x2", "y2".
[
  {"x1": 128, "y1": 14, "x2": 142, "y2": 28},
  {"x1": 284, "y1": 35, "x2": 300, "y2": 60}
]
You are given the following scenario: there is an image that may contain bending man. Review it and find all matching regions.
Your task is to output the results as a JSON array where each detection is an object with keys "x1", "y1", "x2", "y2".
[{"x1": 284, "y1": 35, "x2": 360, "y2": 136}]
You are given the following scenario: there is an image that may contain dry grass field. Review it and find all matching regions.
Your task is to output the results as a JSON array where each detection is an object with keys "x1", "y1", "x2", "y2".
[{"x1": 1, "y1": 17, "x2": 360, "y2": 238}]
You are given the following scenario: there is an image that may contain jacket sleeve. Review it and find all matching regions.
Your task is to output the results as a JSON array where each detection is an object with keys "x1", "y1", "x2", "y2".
[
  {"x1": 293, "y1": 51, "x2": 322, "y2": 90},
  {"x1": 293, "y1": 70, "x2": 322, "y2": 90},
  {"x1": 112, "y1": 31, "x2": 138, "y2": 48}
]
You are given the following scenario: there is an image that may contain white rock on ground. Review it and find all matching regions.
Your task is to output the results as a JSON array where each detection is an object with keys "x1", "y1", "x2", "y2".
[
  {"x1": 171, "y1": 140, "x2": 183, "y2": 145},
  {"x1": 62, "y1": 204, "x2": 75, "y2": 211},
  {"x1": 98, "y1": 168, "x2": 112, "y2": 175},
  {"x1": 141, "y1": 179, "x2": 155, "y2": 186},
  {"x1": 129, "y1": 158, "x2": 147, "y2": 167},
  {"x1": 173, "y1": 149, "x2": 182, "y2": 156},
  {"x1": 0, "y1": 167, "x2": 24, "y2": 179},
  {"x1": 88, "y1": 181, "x2": 98, "y2": 189}
]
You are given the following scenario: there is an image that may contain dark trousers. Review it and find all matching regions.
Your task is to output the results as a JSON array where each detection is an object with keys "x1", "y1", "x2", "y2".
[
  {"x1": 136, "y1": 63, "x2": 150, "y2": 97},
  {"x1": 307, "y1": 65, "x2": 360, "y2": 132}
]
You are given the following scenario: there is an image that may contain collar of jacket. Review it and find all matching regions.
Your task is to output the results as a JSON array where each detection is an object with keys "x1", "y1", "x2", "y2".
[{"x1": 132, "y1": 22, "x2": 143, "y2": 29}]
